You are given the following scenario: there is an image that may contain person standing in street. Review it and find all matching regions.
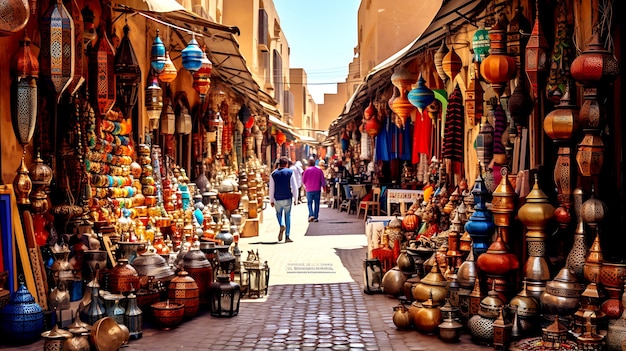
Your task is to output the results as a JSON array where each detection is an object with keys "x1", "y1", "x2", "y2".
[
  {"x1": 302, "y1": 157, "x2": 326, "y2": 222},
  {"x1": 269, "y1": 156, "x2": 299, "y2": 243},
  {"x1": 290, "y1": 160, "x2": 304, "y2": 204}
]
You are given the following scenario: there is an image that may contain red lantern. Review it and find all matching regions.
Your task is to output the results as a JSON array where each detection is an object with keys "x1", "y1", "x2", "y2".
[
  {"x1": 364, "y1": 117, "x2": 382, "y2": 137},
  {"x1": 480, "y1": 18, "x2": 516, "y2": 97},
  {"x1": 525, "y1": 2, "x2": 550, "y2": 99},
  {"x1": 275, "y1": 130, "x2": 286, "y2": 146}
]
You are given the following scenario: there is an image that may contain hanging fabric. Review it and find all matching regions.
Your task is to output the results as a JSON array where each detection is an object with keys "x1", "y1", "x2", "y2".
[
  {"x1": 401, "y1": 118, "x2": 412, "y2": 161},
  {"x1": 412, "y1": 109, "x2": 432, "y2": 164},
  {"x1": 442, "y1": 86, "x2": 464, "y2": 169},
  {"x1": 375, "y1": 116, "x2": 391, "y2": 161}
]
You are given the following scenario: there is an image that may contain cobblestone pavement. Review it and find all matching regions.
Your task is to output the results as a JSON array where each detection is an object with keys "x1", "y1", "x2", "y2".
[{"x1": 0, "y1": 203, "x2": 489, "y2": 351}]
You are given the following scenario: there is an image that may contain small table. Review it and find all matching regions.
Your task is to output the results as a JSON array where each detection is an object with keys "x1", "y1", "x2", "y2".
[{"x1": 386, "y1": 189, "x2": 424, "y2": 215}]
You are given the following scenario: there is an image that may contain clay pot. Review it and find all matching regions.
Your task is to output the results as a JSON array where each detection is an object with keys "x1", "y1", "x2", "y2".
[
  {"x1": 108, "y1": 259, "x2": 140, "y2": 294},
  {"x1": 168, "y1": 270, "x2": 200, "y2": 319},
  {"x1": 151, "y1": 301, "x2": 185, "y2": 330}
]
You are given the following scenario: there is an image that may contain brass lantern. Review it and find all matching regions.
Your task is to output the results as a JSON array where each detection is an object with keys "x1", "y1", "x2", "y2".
[
  {"x1": 90, "y1": 25, "x2": 116, "y2": 117},
  {"x1": 114, "y1": 24, "x2": 141, "y2": 118},
  {"x1": 160, "y1": 97, "x2": 176, "y2": 135},
  {"x1": 29, "y1": 153, "x2": 53, "y2": 213},
  {"x1": 525, "y1": 2, "x2": 550, "y2": 99},
  {"x1": 480, "y1": 17, "x2": 516, "y2": 98},
  {"x1": 145, "y1": 76, "x2": 163, "y2": 130}
]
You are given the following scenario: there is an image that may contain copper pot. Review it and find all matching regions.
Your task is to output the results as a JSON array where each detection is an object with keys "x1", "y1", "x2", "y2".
[
  {"x1": 412, "y1": 263, "x2": 449, "y2": 304},
  {"x1": 151, "y1": 301, "x2": 185, "y2": 330},
  {"x1": 540, "y1": 267, "x2": 583, "y2": 316},
  {"x1": 381, "y1": 267, "x2": 407, "y2": 297},
  {"x1": 90, "y1": 317, "x2": 127, "y2": 351},
  {"x1": 392, "y1": 304, "x2": 411, "y2": 330},
  {"x1": 168, "y1": 270, "x2": 200, "y2": 319},
  {"x1": 108, "y1": 259, "x2": 140, "y2": 294},
  {"x1": 600, "y1": 262, "x2": 626, "y2": 292},
  {"x1": 412, "y1": 297, "x2": 442, "y2": 334},
  {"x1": 439, "y1": 317, "x2": 463, "y2": 343}
]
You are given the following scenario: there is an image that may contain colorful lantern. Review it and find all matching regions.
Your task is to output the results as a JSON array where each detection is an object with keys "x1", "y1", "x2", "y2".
[
  {"x1": 434, "y1": 40, "x2": 450, "y2": 83},
  {"x1": 570, "y1": 31, "x2": 620, "y2": 88},
  {"x1": 391, "y1": 65, "x2": 415, "y2": 94},
  {"x1": 193, "y1": 46, "x2": 213, "y2": 102},
  {"x1": 391, "y1": 90, "x2": 415, "y2": 128},
  {"x1": 275, "y1": 129, "x2": 286, "y2": 146},
  {"x1": 181, "y1": 34, "x2": 203, "y2": 74},
  {"x1": 160, "y1": 51, "x2": 178, "y2": 83},
  {"x1": 364, "y1": 117, "x2": 382, "y2": 137},
  {"x1": 90, "y1": 25, "x2": 116, "y2": 117},
  {"x1": 408, "y1": 74, "x2": 435, "y2": 113},
  {"x1": 0, "y1": 0, "x2": 29, "y2": 37},
  {"x1": 114, "y1": 24, "x2": 141, "y2": 118},
  {"x1": 39, "y1": 0, "x2": 75, "y2": 101},
  {"x1": 146, "y1": 77, "x2": 163, "y2": 130},
  {"x1": 472, "y1": 25, "x2": 490, "y2": 63},
  {"x1": 151, "y1": 29, "x2": 166, "y2": 75},
  {"x1": 525, "y1": 3, "x2": 550, "y2": 99},
  {"x1": 466, "y1": 62, "x2": 483, "y2": 126},
  {"x1": 442, "y1": 46, "x2": 462, "y2": 83},
  {"x1": 480, "y1": 18, "x2": 516, "y2": 98}
]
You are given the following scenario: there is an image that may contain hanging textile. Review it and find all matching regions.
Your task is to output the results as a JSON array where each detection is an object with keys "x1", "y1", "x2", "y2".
[
  {"x1": 401, "y1": 118, "x2": 412, "y2": 161},
  {"x1": 375, "y1": 116, "x2": 391, "y2": 161},
  {"x1": 412, "y1": 109, "x2": 432, "y2": 164},
  {"x1": 390, "y1": 120, "x2": 400, "y2": 160},
  {"x1": 442, "y1": 87, "x2": 464, "y2": 163}
]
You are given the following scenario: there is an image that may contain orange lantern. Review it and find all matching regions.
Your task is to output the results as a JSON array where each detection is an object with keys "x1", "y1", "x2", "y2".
[
  {"x1": 442, "y1": 46, "x2": 462, "y2": 83},
  {"x1": 275, "y1": 129, "x2": 286, "y2": 146},
  {"x1": 480, "y1": 18, "x2": 516, "y2": 97}
]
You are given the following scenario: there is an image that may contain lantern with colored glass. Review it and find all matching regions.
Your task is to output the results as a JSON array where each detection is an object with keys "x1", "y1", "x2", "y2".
[
  {"x1": 151, "y1": 29, "x2": 166, "y2": 75},
  {"x1": 363, "y1": 258, "x2": 383, "y2": 294},
  {"x1": 181, "y1": 34, "x2": 203, "y2": 75},
  {"x1": 472, "y1": 25, "x2": 491, "y2": 63},
  {"x1": 114, "y1": 24, "x2": 141, "y2": 118},
  {"x1": 525, "y1": 2, "x2": 549, "y2": 99},
  {"x1": 480, "y1": 18, "x2": 516, "y2": 98},
  {"x1": 146, "y1": 76, "x2": 163, "y2": 130},
  {"x1": 11, "y1": 33, "x2": 39, "y2": 205},
  {"x1": 208, "y1": 275, "x2": 241, "y2": 317},
  {"x1": 91, "y1": 25, "x2": 116, "y2": 117},
  {"x1": 193, "y1": 46, "x2": 213, "y2": 103},
  {"x1": 408, "y1": 74, "x2": 435, "y2": 114},
  {"x1": 39, "y1": 0, "x2": 75, "y2": 102}
]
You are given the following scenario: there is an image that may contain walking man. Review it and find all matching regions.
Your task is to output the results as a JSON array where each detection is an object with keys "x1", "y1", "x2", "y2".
[
  {"x1": 290, "y1": 160, "x2": 304, "y2": 204},
  {"x1": 269, "y1": 156, "x2": 299, "y2": 243},
  {"x1": 302, "y1": 157, "x2": 326, "y2": 222}
]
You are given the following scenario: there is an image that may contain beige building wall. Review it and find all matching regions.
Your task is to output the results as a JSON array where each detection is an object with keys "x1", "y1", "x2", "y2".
[
  {"x1": 289, "y1": 69, "x2": 318, "y2": 139},
  {"x1": 319, "y1": 1, "x2": 442, "y2": 130},
  {"x1": 222, "y1": 0, "x2": 290, "y2": 117}
]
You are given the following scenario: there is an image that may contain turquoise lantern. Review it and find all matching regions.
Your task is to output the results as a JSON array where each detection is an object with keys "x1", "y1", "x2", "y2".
[
  {"x1": 150, "y1": 29, "x2": 166, "y2": 75},
  {"x1": 472, "y1": 26, "x2": 490, "y2": 63},
  {"x1": 181, "y1": 34, "x2": 203, "y2": 74},
  {"x1": 407, "y1": 74, "x2": 435, "y2": 113}
]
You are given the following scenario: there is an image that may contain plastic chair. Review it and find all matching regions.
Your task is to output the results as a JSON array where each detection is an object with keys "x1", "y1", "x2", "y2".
[
  {"x1": 357, "y1": 187, "x2": 381, "y2": 221},
  {"x1": 339, "y1": 184, "x2": 358, "y2": 214}
]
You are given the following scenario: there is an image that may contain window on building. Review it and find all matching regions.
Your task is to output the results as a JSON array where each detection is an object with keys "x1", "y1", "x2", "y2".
[
  {"x1": 273, "y1": 50, "x2": 283, "y2": 107},
  {"x1": 258, "y1": 9, "x2": 269, "y2": 52}
]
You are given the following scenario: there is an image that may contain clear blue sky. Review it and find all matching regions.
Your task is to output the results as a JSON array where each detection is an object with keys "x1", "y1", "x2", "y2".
[{"x1": 273, "y1": 0, "x2": 360, "y2": 104}]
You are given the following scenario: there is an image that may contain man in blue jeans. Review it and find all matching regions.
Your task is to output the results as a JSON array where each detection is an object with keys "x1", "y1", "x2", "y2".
[
  {"x1": 269, "y1": 156, "x2": 299, "y2": 243},
  {"x1": 302, "y1": 157, "x2": 326, "y2": 222}
]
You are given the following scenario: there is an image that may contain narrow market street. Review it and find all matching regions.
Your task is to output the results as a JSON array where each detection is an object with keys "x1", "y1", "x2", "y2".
[{"x1": 1, "y1": 202, "x2": 489, "y2": 351}]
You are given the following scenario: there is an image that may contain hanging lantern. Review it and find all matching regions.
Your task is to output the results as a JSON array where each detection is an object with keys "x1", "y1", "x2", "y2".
[
  {"x1": 391, "y1": 90, "x2": 415, "y2": 128},
  {"x1": 480, "y1": 18, "x2": 516, "y2": 98},
  {"x1": 364, "y1": 101, "x2": 376, "y2": 120},
  {"x1": 442, "y1": 46, "x2": 462, "y2": 83},
  {"x1": 390, "y1": 65, "x2": 416, "y2": 94},
  {"x1": 90, "y1": 25, "x2": 116, "y2": 117},
  {"x1": 192, "y1": 46, "x2": 213, "y2": 102},
  {"x1": 525, "y1": 2, "x2": 550, "y2": 99},
  {"x1": 408, "y1": 73, "x2": 435, "y2": 113},
  {"x1": 364, "y1": 117, "x2": 382, "y2": 137},
  {"x1": 146, "y1": 77, "x2": 163, "y2": 130},
  {"x1": 507, "y1": 6, "x2": 530, "y2": 73},
  {"x1": 13, "y1": 157, "x2": 32, "y2": 205},
  {"x1": 160, "y1": 98, "x2": 176, "y2": 135},
  {"x1": 544, "y1": 81, "x2": 578, "y2": 142},
  {"x1": 466, "y1": 62, "x2": 484, "y2": 126},
  {"x1": 10, "y1": 32, "x2": 39, "y2": 148},
  {"x1": 160, "y1": 51, "x2": 178, "y2": 83},
  {"x1": 434, "y1": 40, "x2": 450, "y2": 83},
  {"x1": 151, "y1": 29, "x2": 166, "y2": 75},
  {"x1": 508, "y1": 81, "x2": 533, "y2": 128},
  {"x1": 39, "y1": 0, "x2": 75, "y2": 101},
  {"x1": 472, "y1": 25, "x2": 491, "y2": 63},
  {"x1": 29, "y1": 153, "x2": 53, "y2": 213},
  {"x1": 114, "y1": 24, "x2": 141, "y2": 118},
  {"x1": 275, "y1": 129, "x2": 286, "y2": 146},
  {"x1": 0, "y1": 0, "x2": 29, "y2": 37},
  {"x1": 476, "y1": 102, "x2": 495, "y2": 168},
  {"x1": 570, "y1": 31, "x2": 620, "y2": 88},
  {"x1": 181, "y1": 34, "x2": 203, "y2": 74},
  {"x1": 66, "y1": 0, "x2": 85, "y2": 96}
]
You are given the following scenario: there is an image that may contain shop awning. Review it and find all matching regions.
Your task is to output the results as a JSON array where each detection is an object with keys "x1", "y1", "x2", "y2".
[
  {"x1": 327, "y1": 0, "x2": 488, "y2": 136},
  {"x1": 111, "y1": 0, "x2": 263, "y2": 112}
]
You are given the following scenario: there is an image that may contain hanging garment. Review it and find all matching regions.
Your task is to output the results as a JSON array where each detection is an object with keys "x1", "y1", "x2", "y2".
[
  {"x1": 442, "y1": 87, "x2": 464, "y2": 163},
  {"x1": 401, "y1": 118, "x2": 412, "y2": 161},
  {"x1": 376, "y1": 117, "x2": 391, "y2": 161},
  {"x1": 412, "y1": 109, "x2": 432, "y2": 164}
]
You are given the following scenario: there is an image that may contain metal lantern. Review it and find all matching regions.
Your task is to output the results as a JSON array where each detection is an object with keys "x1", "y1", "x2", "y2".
[
  {"x1": 81, "y1": 4, "x2": 96, "y2": 44},
  {"x1": 363, "y1": 258, "x2": 383, "y2": 294},
  {"x1": 434, "y1": 40, "x2": 450, "y2": 83},
  {"x1": 480, "y1": 18, "x2": 516, "y2": 98},
  {"x1": 208, "y1": 275, "x2": 241, "y2": 318},
  {"x1": 29, "y1": 153, "x2": 53, "y2": 213},
  {"x1": 146, "y1": 77, "x2": 163, "y2": 130},
  {"x1": 90, "y1": 25, "x2": 116, "y2": 117},
  {"x1": 10, "y1": 33, "x2": 39, "y2": 148},
  {"x1": 114, "y1": 24, "x2": 141, "y2": 118},
  {"x1": 181, "y1": 34, "x2": 203, "y2": 74},
  {"x1": 525, "y1": 2, "x2": 550, "y2": 99},
  {"x1": 160, "y1": 51, "x2": 178, "y2": 83},
  {"x1": 193, "y1": 46, "x2": 213, "y2": 102},
  {"x1": 472, "y1": 25, "x2": 490, "y2": 63},
  {"x1": 408, "y1": 73, "x2": 435, "y2": 113},
  {"x1": 150, "y1": 29, "x2": 166, "y2": 75},
  {"x1": 66, "y1": 0, "x2": 85, "y2": 96},
  {"x1": 390, "y1": 65, "x2": 416, "y2": 94},
  {"x1": 39, "y1": 0, "x2": 75, "y2": 101},
  {"x1": 0, "y1": 281, "x2": 44, "y2": 345},
  {"x1": 442, "y1": 45, "x2": 462, "y2": 83},
  {"x1": 0, "y1": 0, "x2": 29, "y2": 37},
  {"x1": 124, "y1": 291, "x2": 142, "y2": 340},
  {"x1": 245, "y1": 261, "x2": 269, "y2": 299}
]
